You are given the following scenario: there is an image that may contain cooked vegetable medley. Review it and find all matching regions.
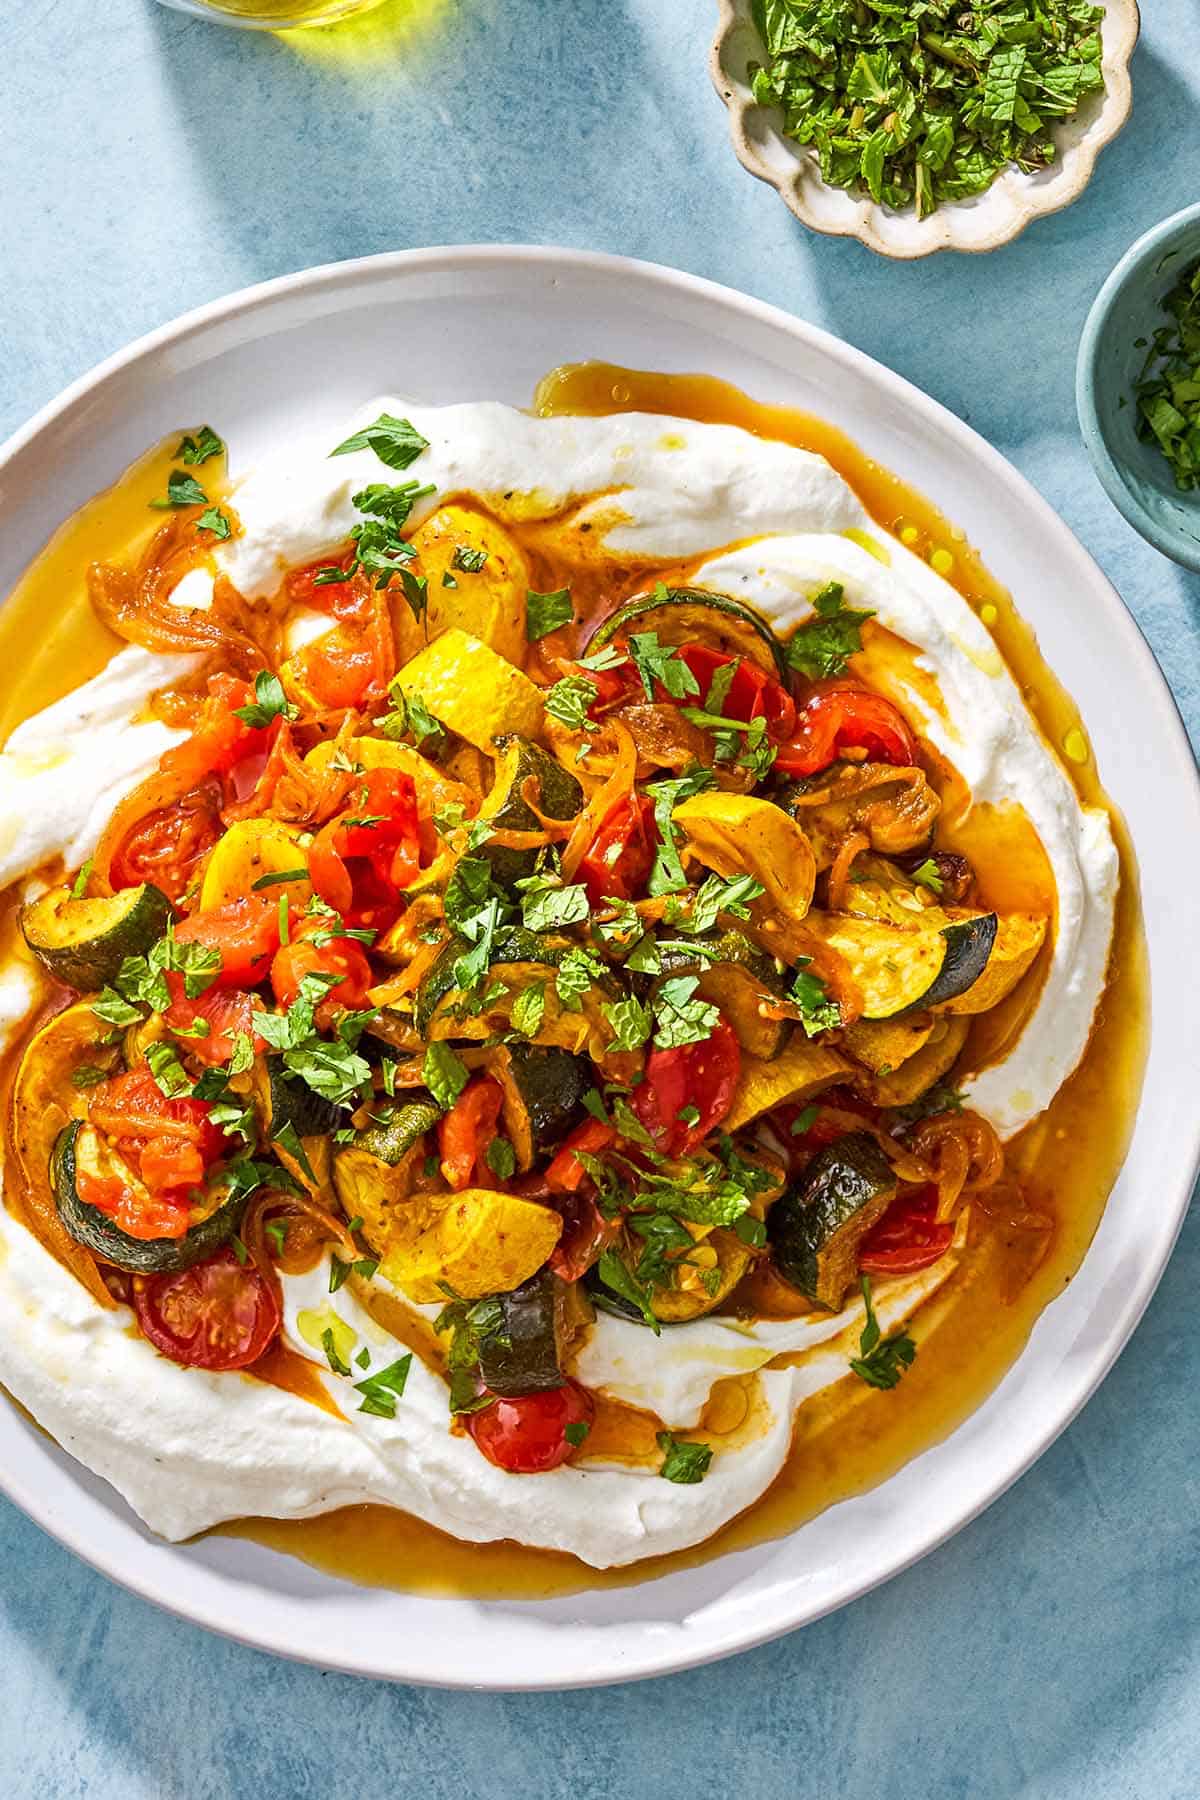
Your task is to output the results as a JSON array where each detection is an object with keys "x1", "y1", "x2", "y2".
[{"x1": 9, "y1": 416, "x2": 1050, "y2": 1484}]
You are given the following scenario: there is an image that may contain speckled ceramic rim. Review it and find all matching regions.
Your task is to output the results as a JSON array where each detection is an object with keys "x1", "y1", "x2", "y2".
[
  {"x1": 710, "y1": 0, "x2": 1140, "y2": 260},
  {"x1": 0, "y1": 246, "x2": 1197, "y2": 1689},
  {"x1": 1076, "y1": 200, "x2": 1200, "y2": 570}
]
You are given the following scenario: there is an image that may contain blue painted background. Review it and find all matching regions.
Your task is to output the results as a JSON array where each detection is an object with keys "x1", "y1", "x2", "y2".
[{"x1": 2, "y1": 2, "x2": 1198, "y2": 1794}]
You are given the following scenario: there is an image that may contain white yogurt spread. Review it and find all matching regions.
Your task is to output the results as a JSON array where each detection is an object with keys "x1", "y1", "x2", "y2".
[{"x1": 0, "y1": 400, "x2": 1117, "y2": 1565}]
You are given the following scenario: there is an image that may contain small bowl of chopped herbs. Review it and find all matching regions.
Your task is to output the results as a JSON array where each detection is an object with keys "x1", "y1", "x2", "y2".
[
  {"x1": 711, "y1": 1, "x2": 1139, "y2": 259},
  {"x1": 1078, "y1": 203, "x2": 1200, "y2": 573}
]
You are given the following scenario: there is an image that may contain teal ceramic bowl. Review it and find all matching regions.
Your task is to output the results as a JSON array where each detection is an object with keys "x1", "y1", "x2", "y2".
[{"x1": 1077, "y1": 201, "x2": 1200, "y2": 572}]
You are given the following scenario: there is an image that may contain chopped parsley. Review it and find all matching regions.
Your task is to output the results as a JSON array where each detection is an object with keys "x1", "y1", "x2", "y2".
[
  {"x1": 176, "y1": 426, "x2": 224, "y2": 466},
  {"x1": 518, "y1": 874, "x2": 589, "y2": 932},
  {"x1": 791, "y1": 961, "x2": 841, "y2": 1035},
  {"x1": 150, "y1": 469, "x2": 208, "y2": 510},
  {"x1": 525, "y1": 586, "x2": 574, "y2": 641},
  {"x1": 785, "y1": 582, "x2": 874, "y2": 680},
  {"x1": 196, "y1": 506, "x2": 232, "y2": 541},
  {"x1": 652, "y1": 975, "x2": 720, "y2": 1049},
  {"x1": 330, "y1": 413, "x2": 430, "y2": 471},
  {"x1": 656, "y1": 1431, "x2": 713, "y2": 1485},
  {"x1": 510, "y1": 982, "x2": 547, "y2": 1038},
  {"x1": 452, "y1": 545, "x2": 489, "y2": 574},
  {"x1": 628, "y1": 632, "x2": 700, "y2": 703},
  {"x1": 849, "y1": 1275, "x2": 917, "y2": 1391},
  {"x1": 233, "y1": 671, "x2": 298, "y2": 730},
  {"x1": 645, "y1": 764, "x2": 715, "y2": 896},
  {"x1": 354, "y1": 1354, "x2": 413, "y2": 1419},
  {"x1": 909, "y1": 858, "x2": 945, "y2": 896},
  {"x1": 70, "y1": 859, "x2": 93, "y2": 902},
  {"x1": 374, "y1": 683, "x2": 446, "y2": 755}
]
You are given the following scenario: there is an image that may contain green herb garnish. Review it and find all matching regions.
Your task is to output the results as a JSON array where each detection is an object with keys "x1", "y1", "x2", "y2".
[
  {"x1": 748, "y1": 0, "x2": 1105, "y2": 220},
  {"x1": 525, "y1": 587, "x2": 574, "y2": 641},
  {"x1": 849, "y1": 1274, "x2": 917, "y2": 1390},
  {"x1": 1134, "y1": 260, "x2": 1200, "y2": 492},
  {"x1": 656, "y1": 1431, "x2": 713, "y2": 1484}
]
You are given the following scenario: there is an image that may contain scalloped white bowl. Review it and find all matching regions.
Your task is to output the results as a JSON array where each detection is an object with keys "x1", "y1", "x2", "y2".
[
  {"x1": 710, "y1": 0, "x2": 1140, "y2": 259},
  {"x1": 0, "y1": 247, "x2": 1197, "y2": 1688}
]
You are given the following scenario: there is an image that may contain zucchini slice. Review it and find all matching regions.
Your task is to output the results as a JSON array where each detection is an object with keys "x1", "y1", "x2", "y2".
[
  {"x1": 841, "y1": 1011, "x2": 936, "y2": 1076},
  {"x1": 406, "y1": 504, "x2": 531, "y2": 668},
  {"x1": 393, "y1": 628, "x2": 545, "y2": 752},
  {"x1": 658, "y1": 930, "x2": 792, "y2": 1058},
  {"x1": 256, "y1": 1059, "x2": 342, "y2": 1190},
  {"x1": 938, "y1": 910, "x2": 1047, "y2": 1015},
  {"x1": 768, "y1": 1132, "x2": 898, "y2": 1310},
  {"x1": 803, "y1": 910, "x2": 997, "y2": 1019},
  {"x1": 587, "y1": 1224, "x2": 754, "y2": 1327},
  {"x1": 476, "y1": 1268, "x2": 565, "y2": 1396},
  {"x1": 848, "y1": 1016, "x2": 970, "y2": 1108},
  {"x1": 588, "y1": 586, "x2": 787, "y2": 680},
  {"x1": 724, "y1": 1038, "x2": 849, "y2": 1131},
  {"x1": 331, "y1": 1093, "x2": 440, "y2": 1252},
  {"x1": 21, "y1": 883, "x2": 172, "y2": 993},
  {"x1": 52, "y1": 1120, "x2": 244, "y2": 1274},
  {"x1": 478, "y1": 735, "x2": 583, "y2": 885},
  {"x1": 414, "y1": 926, "x2": 564, "y2": 1035},
  {"x1": 671, "y1": 793, "x2": 817, "y2": 957},
  {"x1": 486, "y1": 1043, "x2": 589, "y2": 1171}
]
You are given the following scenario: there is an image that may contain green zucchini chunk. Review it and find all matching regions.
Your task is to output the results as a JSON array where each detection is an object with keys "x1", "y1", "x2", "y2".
[
  {"x1": 488, "y1": 1043, "x2": 589, "y2": 1170},
  {"x1": 479, "y1": 736, "x2": 583, "y2": 885},
  {"x1": 658, "y1": 930, "x2": 791, "y2": 1058},
  {"x1": 22, "y1": 883, "x2": 172, "y2": 993},
  {"x1": 258, "y1": 1059, "x2": 341, "y2": 1190},
  {"x1": 414, "y1": 927, "x2": 572, "y2": 1036},
  {"x1": 768, "y1": 1132, "x2": 898, "y2": 1310},
  {"x1": 805, "y1": 911, "x2": 996, "y2": 1019},
  {"x1": 52, "y1": 1119, "x2": 244, "y2": 1274},
  {"x1": 587, "y1": 585, "x2": 787, "y2": 680},
  {"x1": 357, "y1": 1093, "x2": 441, "y2": 1164},
  {"x1": 477, "y1": 1268, "x2": 566, "y2": 1397}
]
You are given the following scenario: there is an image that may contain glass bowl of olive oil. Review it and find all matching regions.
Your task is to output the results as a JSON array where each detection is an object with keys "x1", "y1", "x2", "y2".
[{"x1": 156, "y1": 0, "x2": 388, "y2": 27}]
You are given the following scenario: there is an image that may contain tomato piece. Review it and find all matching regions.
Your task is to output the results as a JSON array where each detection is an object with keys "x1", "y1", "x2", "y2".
[
  {"x1": 175, "y1": 895, "x2": 281, "y2": 989},
  {"x1": 548, "y1": 1189, "x2": 621, "y2": 1282},
  {"x1": 75, "y1": 1167, "x2": 192, "y2": 1241},
  {"x1": 160, "y1": 673, "x2": 274, "y2": 788},
  {"x1": 308, "y1": 767, "x2": 421, "y2": 930},
  {"x1": 270, "y1": 924, "x2": 374, "y2": 1030},
  {"x1": 858, "y1": 1184, "x2": 954, "y2": 1276},
  {"x1": 775, "y1": 684, "x2": 917, "y2": 778},
  {"x1": 88, "y1": 1065, "x2": 228, "y2": 1166},
  {"x1": 632, "y1": 1016, "x2": 741, "y2": 1156},
  {"x1": 295, "y1": 628, "x2": 383, "y2": 710},
  {"x1": 436, "y1": 1077, "x2": 505, "y2": 1192},
  {"x1": 577, "y1": 793, "x2": 657, "y2": 908},
  {"x1": 110, "y1": 782, "x2": 223, "y2": 902},
  {"x1": 133, "y1": 1248, "x2": 281, "y2": 1370},
  {"x1": 164, "y1": 979, "x2": 264, "y2": 1067},
  {"x1": 771, "y1": 1086, "x2": 879, "y2": 1157},
  {"x1": 466, "y1": 1379, "x2": 595, "y2": 1474},
  {"x1": 677, "y1": 645, "x2": 796, "y2": 741},
  {"x1": 544, "y1": 1118, "x2": 617, "y2": 1195}
]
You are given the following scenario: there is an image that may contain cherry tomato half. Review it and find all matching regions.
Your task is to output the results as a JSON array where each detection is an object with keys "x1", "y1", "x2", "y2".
[
  {"x1": 438, "y1": 1077, "x2": 505, "y2": 1192},
  {"x1": 677, "y1": 645, "x2": 796, "y2": 741},
  {"x1": 577, "y1": 793, "x2": 657, "y2": 909},
  {"x1": 632, "y1": 1015, "x2": 741, "y2": 1156},
  {"x1": 160, "y1": 673, "x2": 273, "y2": 788},
  {"x1": 110, "y1": 782, "x2": 223, "y2": 902},
  {"x1": 858, "y1": 1185, "x2": 954, "y2": 1277},
  {"x1": 133, "y1": 1248, "x2": 281, "y2": 1371},
  {"x1": 175, "y1": 895, "x2": 281, "y2": 989},
  {"x1": 164, "y1": 979, "x2": 264, "y2": 1068},
  {"x1": 775, "y1": 684, "x2": 917, "y2": 778},
  {"x1": 543, "y1": 1118, "x2": 617, "y2": 1195},
  {"x1": 466, "y1": 1379, "x2": 595, "y2": 1474},
  {"x1": 270, "y1": 923, "x2": 374, "y2": 1029},
  {"x1": 308, "y1": 767, "x2": 421, "y2": 930}
]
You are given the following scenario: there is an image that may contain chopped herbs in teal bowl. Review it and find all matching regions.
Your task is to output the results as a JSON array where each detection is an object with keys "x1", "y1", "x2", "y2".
[{"x1": 1077, "y1": 201, "x2": 1200, "y2": 572}]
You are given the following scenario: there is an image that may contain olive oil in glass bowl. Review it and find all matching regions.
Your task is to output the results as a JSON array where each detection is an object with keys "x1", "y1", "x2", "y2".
[{"x1": 155, "y1": 0, "x2": 389, "y2": 27}]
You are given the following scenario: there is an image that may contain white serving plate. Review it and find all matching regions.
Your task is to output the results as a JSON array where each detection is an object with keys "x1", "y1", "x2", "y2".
[
  {"x1": 0, "y1": 247, "x2": 1196, "y2": 1689},
  {"x1": 710, "y1": 0, "x2": 1139, "y2": 259}
]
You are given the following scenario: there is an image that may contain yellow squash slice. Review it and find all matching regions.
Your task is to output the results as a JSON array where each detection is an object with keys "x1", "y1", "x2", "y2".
[
  {"x1": 406, "y1": 504, "x2": 530, "y2": 667},
  {"x1": 381, "y1": 1187, "x2": 562, "y2": 1304},
  {"x1": 672, "y1": 792, "x2": 816, "y2": 956},
  {"x1": 938, "y1": 910, "x2": 1048, "y2": 1015},
  {"x1": 724, "y1": 1038, "x2": 848, "y2": 1132},
  {"x1": 199, "y1": 819, "x2": 312, "y2": 911},
  {"x1": 393, "y1": 628, "x2": 545, "y2": 752}
]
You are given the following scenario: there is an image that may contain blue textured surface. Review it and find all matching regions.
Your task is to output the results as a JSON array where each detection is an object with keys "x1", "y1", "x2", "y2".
[{"x1": 2, "y1": 1, "x2": 1199, "y2": 1794}]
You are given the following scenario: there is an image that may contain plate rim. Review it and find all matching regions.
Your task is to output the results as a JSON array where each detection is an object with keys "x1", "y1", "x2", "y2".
[{"x1": 1, "y1": 243, "x2": 1198, "y2": 1690}]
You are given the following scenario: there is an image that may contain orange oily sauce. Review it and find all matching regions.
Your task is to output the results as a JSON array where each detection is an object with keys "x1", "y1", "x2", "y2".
[{"x1": 0, "y1": 371, "x2": 1147, "y2": 1599}]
